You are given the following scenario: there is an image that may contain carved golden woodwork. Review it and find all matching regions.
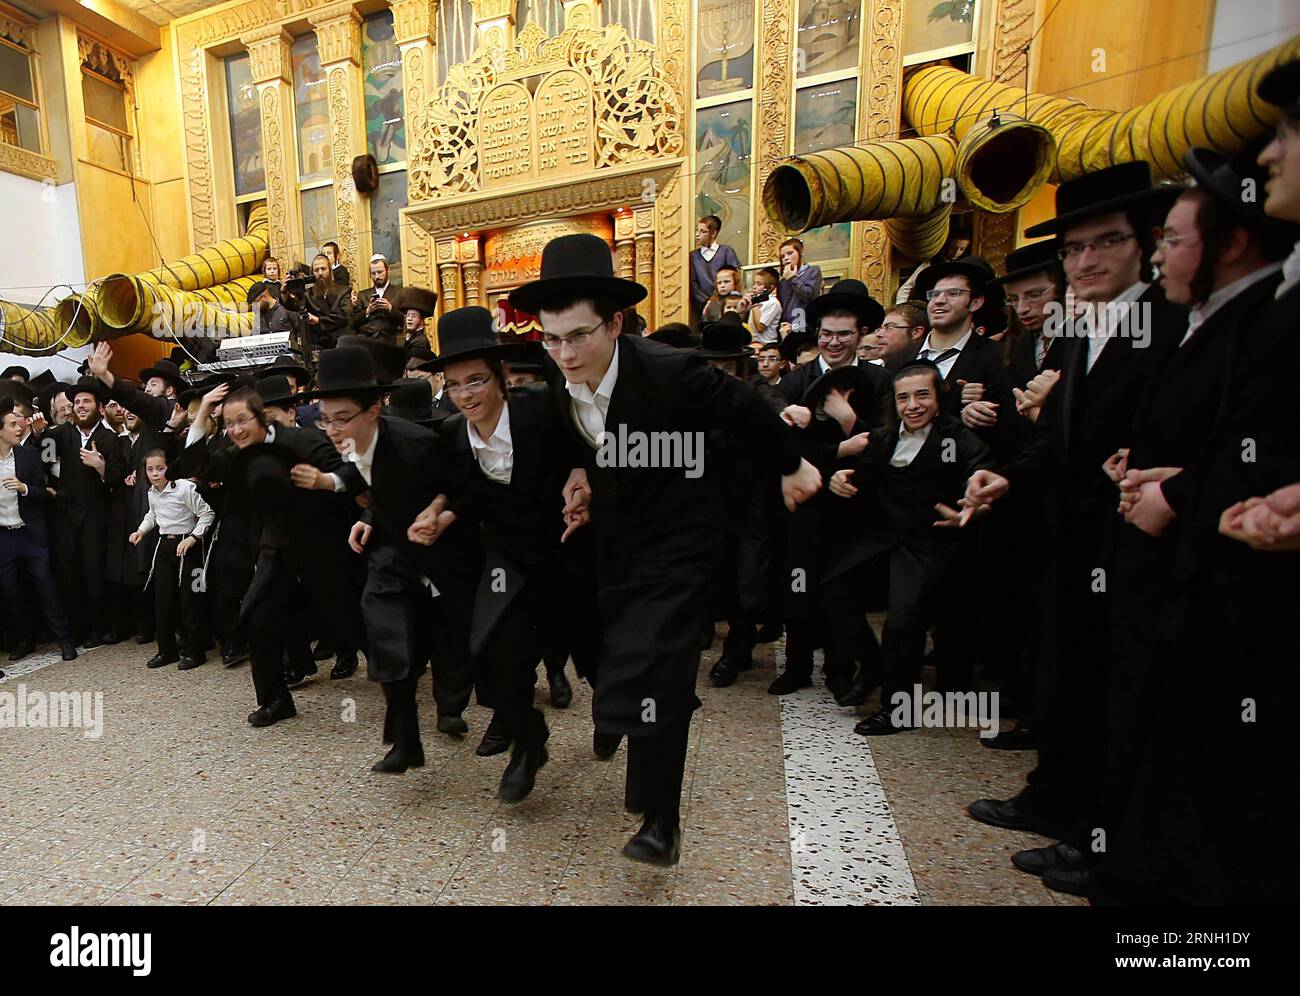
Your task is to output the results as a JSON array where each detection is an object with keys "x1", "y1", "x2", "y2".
[
  {"x1": 436, "y1": 236, "x2": 462, "y2": 312},
  {"x1": 0, "y1": 3, "x2": 55, "y2": 181},
  {"x1": 634, "y1": 204, "x2": 656, "y2": 325},
  {"x1": 483, "y1": 216, "x2": 613, "y2": 291},
  {"x1": 0, "y1": 140, "x2": 57, "y2": 181},
  {"x1": 241, "y1": 27, "x2": 298, "y2": 258},
  {"x1": 393, "y1": 0, "x2": 437, "y2": 292},
  {"x1": 312, "y1": 6, "x2": 367, "y2": 277},
  {"x1": 242, "y1": 25, "x2": 293, "y2": 84},
  {"x1": 753, "y1": 0, "x2": 795, "y2": 264},
  {"x1": 309, "y1": 3, "x2": 363, "y2": 65}
]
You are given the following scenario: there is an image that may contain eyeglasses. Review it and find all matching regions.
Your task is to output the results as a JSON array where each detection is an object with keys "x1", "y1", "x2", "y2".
[
  {"x1": 541, "y1": 321, "x2": 607, "y2": 351},
  {"x1": 878, "y1": 322, "x2": 916, "y2": 333},
  {"x1": 225, "y1": 415, "x2": 262, "y2": 431},
  {"x1": 444, "y1": 376, "x2": 493, "y2": 397},
  {"x1": 315, "y1": 410, "x2": 365, "y2": 431},
  {"x1": 925, "y1": 288, "x2": 970, "y2": 301},
  {"x1": 817, "y1": 330, "x2": 858, "y2": 343},
  {"x1": 1058, "y1": 232, "x2": 1135, "y2": 260},
  {"x1": 1154, "y1": 232, "x2": 1200, "y2": 252},
  {"x1": 1005, "y1": 286, "x2": 1055, "y2": 306}
]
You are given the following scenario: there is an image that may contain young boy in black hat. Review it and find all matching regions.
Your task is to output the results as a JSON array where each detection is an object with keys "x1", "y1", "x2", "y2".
[{"x1": 504, "y1": 232, "x2": 821, "y2": 865}]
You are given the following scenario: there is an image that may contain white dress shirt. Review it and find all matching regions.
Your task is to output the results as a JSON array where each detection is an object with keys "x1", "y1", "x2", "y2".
[
  {"x1": 699, "y1": 243, "x2": 718, "y2": 263},
  {"x1": 0, "y1": 448, "x2": 24, "y2": 527},
  {"x1": 1084, "y1": 281, "x2": 1148, "y2": 372},
  {"x1": 1181, "y1": 262, "x2": 1285, "y2": 347},
  {"x1": 137, "y1": 479, "x2": 215, "y2": 538},
  {"x1": 918, "y1": 328, "x2": 973, "y2": 380},
  {"x1": 566, "y1": 345, "x2": 620, "y2": 447},
  {"x1": 890, "y1": 422, "x2": 933, "y2": 467},
  {"x1": 467, "y1": 404, "x2": 513, "y2": 485},
  {"x1": 346, "y1": 425, "x2": 379, "y2": 487},
  {"x1": 751, "y1": 297, "x2": 783, "y2": 343},
  {"x1": 1278, "y1": 239, "x2": 1300, "y2": 300},
  {"x1": 77, "y1": 420, "x2": 102, "y2": 449},
  {"x1": 817, "y1": 354, "x2": 860, "y2": 376}
]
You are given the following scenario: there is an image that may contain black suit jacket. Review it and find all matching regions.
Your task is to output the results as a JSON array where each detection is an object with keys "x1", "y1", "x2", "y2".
[
  {"x1": 353, "y1": 283, "x2": 404, "y2": 339},
  {"x1": 44, "y1": 420, "x2": 126, "y2": 526},
  {"x1": 8, "y1": 443, "x2": 52, "y2": 546},
  {"x1": 108, "y1": 379, "x2": 177, "y2": 435}
]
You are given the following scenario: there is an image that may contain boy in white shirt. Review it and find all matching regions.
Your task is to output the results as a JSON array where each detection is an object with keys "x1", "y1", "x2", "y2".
[{"x1": 130, "y1": 449, "x2": 215, "y2": 671}]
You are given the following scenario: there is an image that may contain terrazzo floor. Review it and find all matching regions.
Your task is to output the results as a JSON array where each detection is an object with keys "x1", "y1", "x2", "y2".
[{"x1": 0, "y1": 627, "x2": 1083, "y2": 905}]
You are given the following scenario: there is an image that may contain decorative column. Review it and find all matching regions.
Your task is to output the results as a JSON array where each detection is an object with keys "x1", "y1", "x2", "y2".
[
  {"x1": 458, "y1": 235, "x2": 484, "y2": 307},
  {"x1": 469, "y1": 0, "x2": 515, "y2": 50},
  {"x1": 436, "y1": 236, "x2": 462, "y2": 314},
  {"x1": 753, "y1": 0, "x2": 796, "y2": 264},
  {"x1": 655, "y1": 0, "x2": 689, "y2": 325},
  {"x1": 633, "y1": 205, "x2": 656, "y2": 325},
  {"x1": 850, "y1": 0, "x2": 905, "y2": 301},
  {"x1": 310, "y1": 3, "x2": 369, "y2": 279},
  {"x1": 614, "y1": 210, "x2": 636, "y2": 280},
  {"x1": 241, "y1": 26, "x2": 301, "y2": 261},
  {"x1": 393, "y1": 0, "x2": 437, "y2": 290}
]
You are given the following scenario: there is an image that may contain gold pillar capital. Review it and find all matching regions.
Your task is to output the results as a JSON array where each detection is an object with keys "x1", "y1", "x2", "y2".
[
  {"x1": 392, "y1": 0, "x2": 437, "y2": 46},
  {"x1": 309, "y1": 4, "x2": 364, "y2": 66},
  {"x1": 240, "y1": 26, "x2": 293, "y2": 85},
  {"x1": 470, "y1": 0, "x2": 515, "y2": 49}
]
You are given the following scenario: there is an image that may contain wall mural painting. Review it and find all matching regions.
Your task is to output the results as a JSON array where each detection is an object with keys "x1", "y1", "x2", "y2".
[
  {"x1": 695, "y1": 100, "x2": 751, "y2": 265},
  {"x1": 696, "y1": 0, "x2": 755, "y2": 98},
  {"x1": 292, "y1": 33, "x2": 331, "y2": 181},
  {"x1": 362, "y1": 11, "x2": 406, "y2": 166},
  {"x1": 225, "y1": 52, "x2": 264, "y2": 197},
  {"x1": 794, "y1": 76, "x2": 857, "y2": 261},
  {"x1": 369, "y1": 169, "x2": 408, "y2": 282}
]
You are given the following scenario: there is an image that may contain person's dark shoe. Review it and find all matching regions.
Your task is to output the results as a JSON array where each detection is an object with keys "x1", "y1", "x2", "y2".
[
  {"x1": 499, "y1": 745, "x2": 548, "y2": 803},
  {"x1": 476, "y1": 718, "x2": 510, "y2": 757},
  {"x1": 835, "y1": 663, "x2": 880, "y2": 707},
  {"x1": 982, "y1": 725, "x2": 1039, "y2": 751},
  {"x1": 59, "y1": 641, "x2": 78, "y2": 662},
  {"x1": 311, "y1": 640, "x2": 334, "y2": 661},
  {"x1": 967, "y1": 797, "x2": 1069, "y2": 839},
  {"x1": 1042, "y1": 864, "x2": 1095, "y2": 897},
  {"x1": 247, "y1": 696, "x2": 296, "y2": 727},
  {"x1": 698, "y1": 623, "x2": 716, "y2": 650},
  {"x1": 825, "y1": 670, "x2": 852, "y2": 700},
  {"x1": 372, "y1": 742, "x2": 425, "y2": 773},
  {"x1": 709, "y1": 656, "x2": 741, "y2": 687},
  {"x1": 1011, "y1": 841, "x2": 1088, "y2": 877},
  {"x1": 593, "y1": 731, "x2": 622, "y2": 760},
  {"x1": 134, "y1": 632, "x2": 154, "y2": 645},
  {"x1": 7, "y1": 644, "x2": 34, "y2": 663},
  {"x1": 436, "y1": 714, "x2": 469, "y2": 737},
  {"x1": 756, "y1": 622, "x2": 783, "y2": 644},
  {"x1": 330, "y1": 654, "x2": 358, "y2": 680},
  {"x1": 285, "y1": 661, "x2": 317, "y2": 688},
  {"x1": 146, "y1": 652, "x2": 180, "y2": 669},
  {"x1": 622, "y1": 813, "x2": 682, "y2": 866},
  {"x1": 853, "y1": 708, "x2": 912, "y2": 736},
  {"x1": 222, "y1": 645, "x2": 250, "y2": 668},
  {"x1": 177, "y1": 655, "x2": 205, "y2": 671},
  {"x1": 548, "y1": 668, "x2": 573, "y2": 709},
  {"x1": 768, "y1": 669, "x2": 812, "y2": 695},
  {"x1": 101, "y1": 631, "x2": 123, "y2": 646},
  {"x1": 81, "y1": 632, "x2": 104, "y2": 649}
]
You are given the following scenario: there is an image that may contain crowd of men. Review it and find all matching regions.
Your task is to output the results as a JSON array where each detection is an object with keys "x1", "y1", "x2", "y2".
[{"x1": 1, "y1": 62, "x2": 1297, "y2": 899}]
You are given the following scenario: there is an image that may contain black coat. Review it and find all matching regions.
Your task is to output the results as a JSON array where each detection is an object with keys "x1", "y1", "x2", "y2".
[
  {"x1": 44, "y1": 420, "x2": 126, "y2": 527},
  {"x1": 305, "y1": 284, "x2": 352, "y2": 350},
  {"x1": 109, "y1": 379, "x2": 177, "y2": 436},
  {"x1": 353, "y1": 284, "x2": 404, "y2": 340},
  {"x1": 7, "y1": 442, "x2": 52, "y2": 546}
]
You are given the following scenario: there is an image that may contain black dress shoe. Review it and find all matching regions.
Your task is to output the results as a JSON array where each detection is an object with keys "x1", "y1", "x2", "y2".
[
  {"x1": 285, "y1": 662, "x2": 317, "y2": 688},
  {"x1": 146, "y1": 652, "x2": 180, "y2": 669},
  {"x1": 982, "y1": 725, "x2": 1039, "y2": 751},
  {"x1": 330, "y1": 655, "x2": 358, "y2": 680},
  {"x1": 101, "y1": 631, "x2": 123, "y2": 646},
  {"x1": 622, "y1": 813, "x2": 682, "y2": 866},
  {"x1": 835, "y1": 663, "x2": 880, "y2": 707},
  {"x1": 177, "y1": 655, "x2": 205, "y2": 671},
  {"x1": 436, "y1": 714, "x2": 469, "y2": 737},
  {"x1": 768, "y1": 670, "x2": 812, "y2": 695},
  {"x1": 499, "y1": 745, "x2": 548, "y2": 803},
  {"x1": 372, "y1": 742, "x2": 426, "y2": 773},
  {"x1": 475, "y1": 730, "x2": 510, "y2": 757},
  {"x1": 825, "y1": 670, "x2": 852, "y2": 699},
  {"x1": 7, "y1": 644, "x2": 34, "y2": 663},
  {"x1": 853, "y1": 708, "x2": 913, "y2": 736},
  {"x1": 311, "y1": 640, "x2": 334, "y2": 661},
  {"x1": 222, "y1": 645, "x2": 250, "y2": 668},
  {"x1": 1011, "y1": 841, "x2": 1088, "y2": 877},
  {"x1": 755, "y1": 622, "x2": 783, "y2": 644},
  {"x1": 134, "y1": 632, "x2": 154, "y2": 645},
  {"x1": 709, "y1": 656, "x2": 740, "y2": 687},
  {"x1": 1042, "y1": 864, "x2": 1095, "y2": 897},
  {"x1": 59, "y1": 641, "x2": 78, "y2": 662},
  {"x1": 247, "y1": 696, "x2": 296, "y2": 727},
  {"x1": 593, "y1": 731, "x2": 622, "y2": 759},
  {"x1": 81, "y1": 632, "x2": 104, "y2": 649},
  {"x1": 548, "y1": 668, "x2": 573, "y2": 709},
  {"x1": 967, "y1": 797, "x2": 1069, "y2": 839}
]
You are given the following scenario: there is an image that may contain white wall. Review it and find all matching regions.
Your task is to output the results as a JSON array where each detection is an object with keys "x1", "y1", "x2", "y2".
[{"x1": 1207, "y1": 0, "x2": 1300, "y2": 73}]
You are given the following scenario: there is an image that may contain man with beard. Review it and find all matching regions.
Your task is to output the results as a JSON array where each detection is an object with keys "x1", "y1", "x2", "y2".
[
  {"x1": 37, "y1": 377, "x2": 127, "y2": 647},
  {"x1": 353, "y1": 254, "x2": 404, "y2": 342},
  {"x1": 305, "y1": 252, "x2": 352, "y2": 352}
]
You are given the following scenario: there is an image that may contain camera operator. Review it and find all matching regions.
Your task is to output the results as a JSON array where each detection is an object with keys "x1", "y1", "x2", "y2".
[
  {"x1": 353, "y1": 253, "x2": 404, "y2": 342},
  {"x1": 255, "y1": 272, "x2": 306, "y2": 352},
  {"x1": 304, "y1": 253, "x2": 352, "y2": 351},
  {"x1": 245, "y1": 256, "x2": 284, "y2": 305}
]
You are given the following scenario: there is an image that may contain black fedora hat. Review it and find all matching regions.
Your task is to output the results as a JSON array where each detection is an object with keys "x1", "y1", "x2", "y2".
[
  {"x1": 256, "y1": 353, "x2": 312, "y2": 386},
  {"x1": 801, "y1": 364, "x2": 883, "y2": 422},
  {"x1": 36, "y1": 380, "x2": 73, "y2": 420},
  {"x1": 647, "y1": 323, "x2": 699, "y2": 349},
  {"x1": 385, "y1": 378, "x2": 442, "y2": 428},
  {"x1": 2, "y1": 365, "x2": 29, "y2": 382},
  {"x1": 255, "y1": 374, "x2": 297, "y2": 407},
  {"x1": 1184, "y1": 140, "x2": 1295, "y2": 231},
  {"x1": 177, "y1": 373, "x2": 236, "y2": 408},
  {"x1": 699, "y1": 312, "x2": 753, "y2": 360},
  {"x1": 779, "y1": 328, "x2": 817, "y2": 365},
  {"x1": 70, "y1": 376, "x2": 109, "y2": 405},
  {"x1": 1258, "y1": 57, "x2": 1300, "y2": 118},
  {"x1": 397, "y1": 286, "x2": 438, "y2": 318},
  {"x1": 915, "y1": 255, "x2": 1002, "y2": 303},
  {"x1": 138, "y1": 358, "x2": 185, "y2": 392},
  {"x1": 337, "y1": 334, "x2": 407, "y2": 386},
  {"x1": 292, "y1": 345, "x2": 392, "y2": 403},
  {"x1": 508, "y1": 233, "x2": 647, "y2": 314},
  {"x1": 1023, "y1": 161, "x2": 1161, "y2": 238},
  {"x1": 226, "y1": 442, "x2": 295, "y2": 503},
  {"x1": 418, "y1": 307, "x2": 532, "y2": 372},
  {"x1": 0, "y1": 379, "x2": 34, "y2": 409},
  {"x1": 992, "y1": 240, "x2": 1060, "y2": 285},
  {"x1": 28, "y1": 369, "x2": 55, "y2": 391},
  {"x1": 806, "y1": 278, "x2": 886, "y2": 333}
]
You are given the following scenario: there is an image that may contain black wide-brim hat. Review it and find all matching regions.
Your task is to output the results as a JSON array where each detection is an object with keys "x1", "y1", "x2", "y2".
[
  {"x1": 397, "y1": 286, "x2": 438, "y2": 318},
  {"x1": 647, "y1": 326, "x2": 699, "y2": 349},
  {"x1": 336, "y1": 335, "x2": 408, "y2": 387},
  {"x1": 915, "y1": 255, "x2": 1003, "y2": 308},
  {"x1": 1024, "y1": 161, "x2": 1163, "y2": 238},
  {"x1": 418, "y1": 306, "x2": 534, "y2": 372},
  {"x1": 508, "y1": 233, "x2": 647, "y2": 314},
  {"x1": 255, "y1": 374, "x2": 297, "y2": 408},
  {"x1": 1258, "y1": 58, "x2": 1300, "y2": 118},
  {"x1": 992, "y1": 240, "x2": 1059, "y2": 285},
  {"x1": 226, "y1": 442, "x2": 295, "y2": 504},
  {"x1": 138, "y1": 358, "x2": 185, "y2": 392},
  {"x1": 177, "y1": 373, "x2": 236, "y2": 408},
  {"x1": 699, "y1": 313, "x2": 754, "y2": 360},
  {"x1": 256, "y1": 353, "x2": 311, "y2": 385},
  {"x1": 806, "y1": 278, "x2": 886, "y2": 333},
  {"x1": 1184, "y1": 141, "x2": 1296, "y2": 232},
  {"x1": 801, "y1": 364, "x2": 883, "y2": 422},
  {"x1": 34, "y1": 380, "x2": 72, "y2": 419},
  {"x1": 70, "y1": 376, "x2": 110, "y2": 405},
  {"x1": 291, "y1": 344, "x2": 394, "y2": 403},
  {"x1": 385, "y1": 378, "x2": 442, "y2": 427},
  {"x1": 780, "y1": 329, "x2": 817, "y2": 365},
  {"x1": 0, "y1": 379, "x2": 35, "y2": 408},
  {"x1": 1, "y1": 365, "x2": 29, "y2": 381}
]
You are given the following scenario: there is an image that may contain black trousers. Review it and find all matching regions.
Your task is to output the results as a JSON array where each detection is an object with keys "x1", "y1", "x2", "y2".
[
  {"x1": 51, "y1": 511, "x2": 108, "y2": 637},
  {"x1": 625, "y1": 722, "x2": 690, "y2": 821},
  {"x1": 430, "y1": 579, "x2": 475, "y2": 718},
  {"x1": 246, "y1": 567, "x2": 300, "y2": 707},
  {"x1": 721, "y1": 608, "x2": 759, "y2": 663},
  {"x1": 477, "y1": 593, "x2": 550, "y2": 750},
  {"x1": 150, "y1": 536, "x2": 206, "y2": 659},
  {"x1": 381, "y1": 674, "x2": 421, "y2": 750},
  {"x1": 0, "y1": 526, "x2": 71, "y2": 644}
]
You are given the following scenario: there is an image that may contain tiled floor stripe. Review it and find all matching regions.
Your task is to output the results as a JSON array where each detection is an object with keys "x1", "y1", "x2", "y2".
[
  {"x1": 0, "y1": 645, "x2": 84, "y2": 683},
  {"x1": 777, "y1": 648, "x2": 920, "y2": 906}
]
